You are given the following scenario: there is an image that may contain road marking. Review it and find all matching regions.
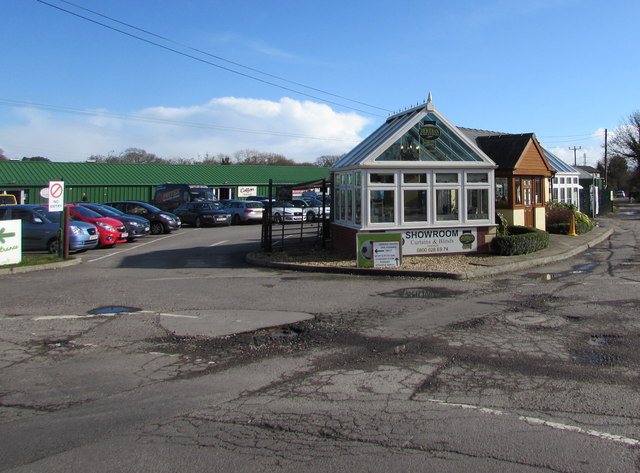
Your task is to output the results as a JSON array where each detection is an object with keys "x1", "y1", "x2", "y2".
[
  {"x1": 209, "y1": 240, "x2": 229, "y2": 247},
  {"x1": 159, "y1": 313, "x2": 199, "y2": 319},
  {"x1": 86, "y1": 230, "x2": 196, "y2": 262},
  {"x1": 427, "y1": 399, "x2": 640, "y2": 447},
  {"x1": 34, "y1": 314, "x2": 115, "y2": 320}
]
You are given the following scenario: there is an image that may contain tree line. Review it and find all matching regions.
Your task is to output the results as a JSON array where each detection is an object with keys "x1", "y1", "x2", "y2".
[{"x1": 0, "y1": 147, "x2": 344, "y2": 168}]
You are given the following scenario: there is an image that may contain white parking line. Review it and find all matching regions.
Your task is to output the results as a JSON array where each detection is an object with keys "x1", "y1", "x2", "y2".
[
  {"x1": 209, "y1": 240, "x2": 229, "y2": 247},
  {"x1": 159, "y1": 313, "x2": 199, "y2": 319},
  {"x1": 427, "y1": 399, "x2": 640, "y2": 447},
  {"x1": 86, "y1": 231, "x2": 195, "y2": 262}
]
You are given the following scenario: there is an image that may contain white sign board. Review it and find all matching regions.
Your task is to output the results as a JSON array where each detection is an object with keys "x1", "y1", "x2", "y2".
[
  {"x1": 0, "y1": 219, "x2": 22, "y2": 266},
  {"x1": 402, "y1": 228, "x2": 477, "y2": 255},
  {"x1": 48, "y1": 181, "x2": 65, "y2": 212},
  {"x1": 237, "y1": 186, "x2": 257, "y2": 198},
  {"x1": 373, "y1": 241, "x2": 401, "y2": 268}
]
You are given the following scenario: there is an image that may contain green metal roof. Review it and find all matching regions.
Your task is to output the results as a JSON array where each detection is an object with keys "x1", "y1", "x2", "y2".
[{"x1": 0, "y1": 161, "x2": 329, "y2": 187}]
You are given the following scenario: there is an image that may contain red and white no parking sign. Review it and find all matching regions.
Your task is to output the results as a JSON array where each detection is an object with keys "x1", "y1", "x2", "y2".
[{"x1": 48, "y1": 181, "x2": 65, "y2": 212}]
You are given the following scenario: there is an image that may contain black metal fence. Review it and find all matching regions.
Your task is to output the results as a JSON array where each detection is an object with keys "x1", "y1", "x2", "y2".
[{"x1": 261, "y1": 178, "x2": 330, "y2": 252}]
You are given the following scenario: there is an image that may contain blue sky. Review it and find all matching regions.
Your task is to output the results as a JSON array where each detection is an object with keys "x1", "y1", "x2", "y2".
[{"x1": 2, "y1": 0, "x2": 638, "y2": 165}]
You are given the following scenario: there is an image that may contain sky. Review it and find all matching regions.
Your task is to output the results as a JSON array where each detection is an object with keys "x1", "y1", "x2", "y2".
[{"x1": 2, "y1": 0, "x2": 639, "y2": 166}]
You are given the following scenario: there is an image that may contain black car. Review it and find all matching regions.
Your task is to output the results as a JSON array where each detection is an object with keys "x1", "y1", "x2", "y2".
[
  {"x1": 173, "y1": 201, "x2": 231, "y2": 227},
  {"x1": 79, "y1": 202, "x2": 150, "y2": 241},
  {"x1": 104, "y1": 201, "x2": 181, "y2": 235}
]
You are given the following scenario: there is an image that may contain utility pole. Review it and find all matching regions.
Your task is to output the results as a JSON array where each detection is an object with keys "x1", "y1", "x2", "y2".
[
  {"x1": 604, "y1": 129, "x2": 608, "y2": 187},
  {"x1": 569, "y1": 146, "x2": 582, "y2": 166}
]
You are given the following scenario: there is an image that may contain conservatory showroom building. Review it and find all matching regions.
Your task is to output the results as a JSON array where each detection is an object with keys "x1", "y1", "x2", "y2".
[{"x1": 330, "y1": 96, "x2": 498, "y2": 256}]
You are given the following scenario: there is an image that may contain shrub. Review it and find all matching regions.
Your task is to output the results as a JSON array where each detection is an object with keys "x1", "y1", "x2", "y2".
[
  {"x1": 545, "y1": 202, "x2": 593, "y2": 235},
  {"x1": 492, "y1": 225, "x2": 550, "y2": 255}
]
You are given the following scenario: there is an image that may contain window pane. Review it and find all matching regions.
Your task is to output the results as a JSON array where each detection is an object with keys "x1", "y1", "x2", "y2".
[
  {"x1": 496, "y1": 177, "x2": 509, "y2": 204},
  {"x1": 467, "y1": 189, "x2": 489, "y2": 220},
  {"x1": 346, "y1": 189, "x2": 353, "y2": 221},
  {"x1": 355, "y1": 171, "x2": 361, "y2": 186},
  {"x1": 515, "y1": 179, "x2": 522, "y2": 205},
  {"x1": 370, "y1": 173, "x2": 394, "y2": 184},
  {"x1": 436, "y1": 189, "x2": 458, "y2": 221},
  {"x1": 467, "y1": 172, "x2": 488, "y2": 183},
  {"x1": 370, "y1": 190, "x2": 395, "y2": 223},
  {"x1": 404, "y1": 190, "x2": 428, "y2": 222},
  {"x1": 355, "y1": 190, "x2": 361, "y2": 224},
  {"x1": 403, "y1": 173, "x2": 427, "y2": 184},
  {"x1": 436, "y1": 173, "x2": 458, "y2": 183}
]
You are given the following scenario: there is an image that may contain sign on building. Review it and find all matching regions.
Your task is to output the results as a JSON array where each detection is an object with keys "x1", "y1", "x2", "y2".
[
  {"x1": 0, "y1": 219, "x2": 21, "y2": 266},
  {"x1": 402, "y1": 228, "x2": 477, "y2": 255},
  {"x1": 237, "y1": 186, "x2": 257, "y2": 198},
  {"x1": 357, "y1": 232, "x2": 402, "y2": 268}
]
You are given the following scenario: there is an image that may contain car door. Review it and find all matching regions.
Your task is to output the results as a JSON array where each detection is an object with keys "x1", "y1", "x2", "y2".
[{"x1": 13, "y1": 208, "x2": 55, "y2": 250}]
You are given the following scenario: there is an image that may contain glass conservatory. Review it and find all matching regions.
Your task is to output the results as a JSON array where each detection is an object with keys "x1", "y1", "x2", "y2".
[{"x1": 330, "y1": 95, "x2": 498, "y2": 256}]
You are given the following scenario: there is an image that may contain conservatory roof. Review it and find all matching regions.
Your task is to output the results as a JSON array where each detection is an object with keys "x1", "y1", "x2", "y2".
[
  {"x1": 331, "y1": 95, "x2": 495, "y2": 170},
  {"x1": 542, "y1": 148, "x2": 579, "y2": 174}
]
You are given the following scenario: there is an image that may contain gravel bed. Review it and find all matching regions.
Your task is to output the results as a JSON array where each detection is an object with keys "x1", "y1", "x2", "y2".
[{"x1": 254, "y1": 247, "x2": 497, "y2": 273}]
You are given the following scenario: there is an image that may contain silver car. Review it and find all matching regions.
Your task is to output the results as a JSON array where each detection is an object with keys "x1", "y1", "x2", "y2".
[{"x1": 221, "y1": 200, "x2": 264, "y2": 224}]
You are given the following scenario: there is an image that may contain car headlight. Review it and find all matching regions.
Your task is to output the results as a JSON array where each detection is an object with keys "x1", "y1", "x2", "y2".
[
  {"x1": 95, "y1": 221, "x2": 115, "y2": 232},
  {"x1": 69, "y1": 225, "x2": 82, "y2": 235}
]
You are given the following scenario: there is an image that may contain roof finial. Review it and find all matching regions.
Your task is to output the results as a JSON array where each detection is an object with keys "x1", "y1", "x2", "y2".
[{"x1": 426, "y1": 91, "x2": 434, "y2": 111}]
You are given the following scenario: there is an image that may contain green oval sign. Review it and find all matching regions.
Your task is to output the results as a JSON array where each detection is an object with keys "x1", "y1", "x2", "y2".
[{"x1": 419, "y1": 125, "x2": 440, "y2": 140}]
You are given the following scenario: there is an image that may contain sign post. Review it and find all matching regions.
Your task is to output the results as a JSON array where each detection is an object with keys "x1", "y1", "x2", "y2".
[{"x1": 47, "y1": 181, "x2": 66, "y2": 258}]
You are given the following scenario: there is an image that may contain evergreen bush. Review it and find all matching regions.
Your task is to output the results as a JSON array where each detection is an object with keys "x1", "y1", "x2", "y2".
[{"x1": 492, "y1": 225, "x2": 550, "y2": 255}]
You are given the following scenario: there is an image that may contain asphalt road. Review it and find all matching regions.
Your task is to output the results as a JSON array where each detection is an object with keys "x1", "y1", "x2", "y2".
[{"x1": 1, "y1": 208, "x2": 639, "y2": 472}]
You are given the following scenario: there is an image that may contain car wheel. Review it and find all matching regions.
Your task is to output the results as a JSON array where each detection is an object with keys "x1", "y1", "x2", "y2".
[
  {"x1": 150, "y1": 221, "x2": 164, "y2": 235},
  {"x1": 47, "y1": 238, "x2": 59, "y2": 254},
  {"x1": 194, "y1": 217, "x2": 201, "y2": 228},
  {"x1": 273, "y1": 213, "x2": 282, "y2": 224},
  {"x1": 232, "y1": 215, "x2": 241, "y2": 225}
]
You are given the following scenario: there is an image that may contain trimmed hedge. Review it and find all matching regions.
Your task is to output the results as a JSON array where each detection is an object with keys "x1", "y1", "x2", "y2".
[
  {"x1": 547, "y1": 221, "x2": 592, "y2": 235},
  {"x1": 492, "y1": 225, "x2": 550, "y2": 256}
]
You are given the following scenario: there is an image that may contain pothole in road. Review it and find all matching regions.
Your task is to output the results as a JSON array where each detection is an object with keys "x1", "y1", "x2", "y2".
[
  {"x1": 504, "y1": 312, "x2": 566, "y2": 328},
  {"x1": 529, "y1": 263, "x2": 598, "y2": 281},
  {"x1": 87, "y1": 306, "x2": 142, "y2": 315},
  {"x1": 379, "y1": 287, "x2": 463, "y2": 299}
]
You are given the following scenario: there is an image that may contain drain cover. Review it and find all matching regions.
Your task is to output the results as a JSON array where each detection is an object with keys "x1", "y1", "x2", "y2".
[
  {"x1": 379, "y1": 287, "x2": 462, "y2": 299},
  {"x1": 88, "y1": 306, "x2": 142, "y2": 315}
]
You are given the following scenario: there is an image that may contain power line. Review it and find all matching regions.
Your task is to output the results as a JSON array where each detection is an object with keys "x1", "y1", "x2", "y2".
[
  {"x1": 53, "y1": 0, "x2": 391, "y2": 115},
  {"x1": 36, "y1": 0, "x2": 390, "y2": 118}
]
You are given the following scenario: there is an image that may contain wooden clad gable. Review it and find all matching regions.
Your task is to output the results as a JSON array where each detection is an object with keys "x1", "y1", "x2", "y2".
[{"x1": 513, "y1": 138, "x2": 553, "y2": 177}]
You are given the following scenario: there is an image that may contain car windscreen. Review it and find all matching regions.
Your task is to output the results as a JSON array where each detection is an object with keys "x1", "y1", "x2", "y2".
[
  {"x1": 91, "y1": 205, "x2": 122, "y2": 217},
  {"x1": 246, "y1": 202, "x2": 264, "y2": 209},
  {"x1": 33, "y1": 207, "x2": 59, "y2": 223},
  {"x1": 72, "y1": 206, "x2": 103, "y2": 218}
]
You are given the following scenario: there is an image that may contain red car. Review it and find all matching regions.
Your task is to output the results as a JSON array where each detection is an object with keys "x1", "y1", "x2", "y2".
[{"x1": 66, "y1": 204, "x2": 128, "y2": 248}]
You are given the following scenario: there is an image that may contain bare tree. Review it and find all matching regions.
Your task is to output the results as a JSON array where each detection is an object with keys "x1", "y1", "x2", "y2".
[
  {"x1": 610, "y1": 111, "x2": 640, "y2": 197},
  {"x1": 314, "y1": 154, "x2": 344, "y2": 167},
  {"x1": 0, "y1": 149, "x2": 8, "y2": 161}
]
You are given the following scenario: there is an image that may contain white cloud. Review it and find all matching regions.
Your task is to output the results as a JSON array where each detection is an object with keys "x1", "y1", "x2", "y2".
[{"x1": 0, "y1": 97, "x2": 370, "y2": 162}]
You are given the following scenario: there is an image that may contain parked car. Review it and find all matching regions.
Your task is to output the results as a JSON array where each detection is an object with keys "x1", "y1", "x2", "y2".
[
  {"x1": 245, "y1": 195, "x2": 271, "y2": 202},
  {"x1": 302, "y1": 197, "x2": 331, "y2": 218},
  {"x1": 615, "y1": 190, "x2": 626, "y2": 198},
  {"x1": 0, "y1": 204, "x2": 99, "y2": 253},
  {"x1": 66, "y1": 204, "x2": 128, "y2": 248},
  {"x1": 173, "y1": 201, "x2": 231, "y2": 227},
  {"x1": 290, "y1": 198, "x2": 329, "y2": 222},
  {"x1": 0, "y1": 194, "x2": 17, "y2": 205},
  {"x1": 270, "y1": 201, "x2": 304, "y2": 224},
  {"x1": 221, "y1": 200, "x2": 264, "y2": 224},
  {"x1": 79, "y1": 202, "x2": 150, "y2": 241},
  {"x1": 104, "y1": 201, "x2": 181, "y2": 235}
]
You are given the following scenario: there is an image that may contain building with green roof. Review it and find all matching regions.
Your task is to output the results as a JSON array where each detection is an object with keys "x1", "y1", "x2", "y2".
[{"x1": 0, "y1": 161, "x2": 329, "y2": 204}]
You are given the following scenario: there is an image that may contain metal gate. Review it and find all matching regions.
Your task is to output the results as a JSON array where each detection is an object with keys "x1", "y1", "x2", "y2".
[{"x1": 261, "y1": 178, "x2": 331, "y2": 252}]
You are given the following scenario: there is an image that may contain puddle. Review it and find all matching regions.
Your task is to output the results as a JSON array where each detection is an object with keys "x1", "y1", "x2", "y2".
[
  {"x1": 379, "y1": 287, "x2": 463, "y2": 299},
  {"x1": 588, "y1": 334, "x2": 621, "y2": 347},
  {"x1": 572, "y1": 349, "x2": 620, "y2": 366},
  {"x1": 530, "y1": 263, "x2": 598, "y2": 281},
  {"x1": 88, "y1": 306, "x2": 142, "y2": 315}
]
